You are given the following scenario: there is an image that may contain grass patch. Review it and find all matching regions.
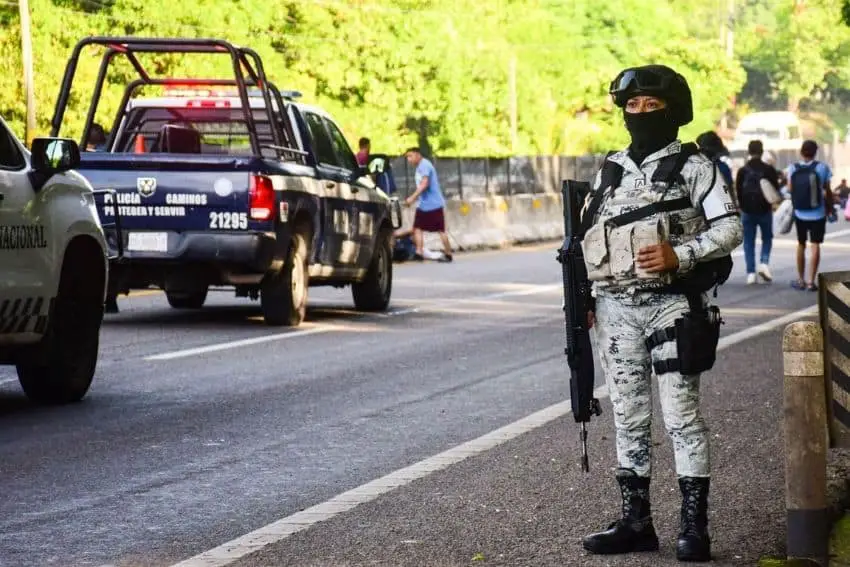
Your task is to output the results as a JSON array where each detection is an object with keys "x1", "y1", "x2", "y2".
[{"x1": 831, "y1": 513, "x2": 850, "y2": 565}]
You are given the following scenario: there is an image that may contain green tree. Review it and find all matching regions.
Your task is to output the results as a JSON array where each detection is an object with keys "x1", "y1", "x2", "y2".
[
  {"x1": 736, "y1": 0, "x2": 850, "y2": 112},
  {"x1": 0, "y1": 0, "x2": 748, "y2": 156}
]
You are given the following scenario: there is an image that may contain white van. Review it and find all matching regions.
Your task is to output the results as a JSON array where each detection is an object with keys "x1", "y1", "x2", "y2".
[{"x1": 728, "y1": 111, "x2": 803, "y2": 153}]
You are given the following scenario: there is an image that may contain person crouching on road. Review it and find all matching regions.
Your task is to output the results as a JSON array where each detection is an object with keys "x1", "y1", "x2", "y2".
[
  {"x1": 393, "y1": 147, "x2": 453, "y2": 262},
  {"x1": 580, "y1": 65, "x2": 743, "y2": 562}
]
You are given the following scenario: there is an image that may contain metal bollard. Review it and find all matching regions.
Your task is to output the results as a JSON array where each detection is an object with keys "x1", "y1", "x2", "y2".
[{"x1": 783, "y1": 321, "x2": 829, "y2": 565}]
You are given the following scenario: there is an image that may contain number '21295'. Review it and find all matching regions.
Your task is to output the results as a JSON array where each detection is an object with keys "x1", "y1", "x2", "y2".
[{"x1": 209, "y1": 211, "x2": 248, "y2": 230}]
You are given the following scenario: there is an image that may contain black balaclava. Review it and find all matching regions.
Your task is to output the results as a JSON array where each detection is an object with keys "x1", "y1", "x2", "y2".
[{"x1": 624, "y1": 107, "x2": 679, "y2": 165}]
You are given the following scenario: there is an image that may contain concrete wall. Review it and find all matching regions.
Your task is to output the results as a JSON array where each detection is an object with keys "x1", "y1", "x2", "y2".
[{"x1": 401, "y1": 193, "x2": 566, "y2": 252}]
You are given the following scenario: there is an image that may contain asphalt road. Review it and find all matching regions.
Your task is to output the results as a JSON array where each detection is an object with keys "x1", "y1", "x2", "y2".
[{"x1": 1, "y1": 223, "x2": 849, "y2": 567}]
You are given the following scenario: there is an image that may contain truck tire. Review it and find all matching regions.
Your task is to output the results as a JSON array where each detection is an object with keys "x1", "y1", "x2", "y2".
[
  {"x1": 261, "y1": 230, "x2": 309, "y2": 326},
  {"x1": 16, "y1": 250, "x2": 104, "y2": 404},
  {"x1": 166, "y1": 288, "x2": 208, "y2": 309},
  {"x1": 352, "y1": 229, "x2": 392, "y2": 312}
]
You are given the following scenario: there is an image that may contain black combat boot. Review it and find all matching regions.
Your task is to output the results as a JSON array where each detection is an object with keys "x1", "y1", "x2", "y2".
[
  {"x1": 582, "y1": 468, "x2": 659, "y2": 555},
  {"x1": 676, "y1": 476, "x2": 711, "y2": 562}
]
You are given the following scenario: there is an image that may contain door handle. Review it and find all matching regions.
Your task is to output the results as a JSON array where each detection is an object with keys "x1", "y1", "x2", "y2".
[{"x1": 325, "y1": 181, "x2": 336, "y2": 189}]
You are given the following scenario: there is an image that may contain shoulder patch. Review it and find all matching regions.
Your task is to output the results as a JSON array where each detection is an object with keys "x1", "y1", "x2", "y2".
[
  {"x1": 606, "y1": 149, "x2": 631, "y2": 165},
  {"x1": 685, "y1": 152, "x2": 712, "y2": 167}
]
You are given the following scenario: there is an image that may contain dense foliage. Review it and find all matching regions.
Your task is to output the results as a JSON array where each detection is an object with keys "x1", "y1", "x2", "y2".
[{"x1": 0, "y1": 0, "x2": 847, "y2": 156}]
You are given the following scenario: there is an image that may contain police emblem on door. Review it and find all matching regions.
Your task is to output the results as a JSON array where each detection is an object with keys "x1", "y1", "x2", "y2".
[{"x1": 137, "y1": 177, "x2": 157, "y2": 198}]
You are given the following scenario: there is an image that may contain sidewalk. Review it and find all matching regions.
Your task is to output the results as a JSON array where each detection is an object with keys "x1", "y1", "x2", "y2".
[{"x1": 227, "y1": 322, "x2": 811, "y2": 567}]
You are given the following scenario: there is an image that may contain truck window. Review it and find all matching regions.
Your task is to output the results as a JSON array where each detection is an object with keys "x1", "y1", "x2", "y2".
[
  {"x1": 0, "y1": 123, "x2": 24, "y2": 170},
  {"x1": 112, "y1": 107, "x2": 295, "y2": 160},
  {"x1": 323, "y1": 118, "x2": 358, "y2": 172},
  {"x1": 304, "y1": 112, "x2": 339, "y2": 168}
]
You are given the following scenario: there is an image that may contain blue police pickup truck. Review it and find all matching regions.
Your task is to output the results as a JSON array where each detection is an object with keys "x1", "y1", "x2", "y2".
[{"x1": 48, "y1": 37, "x2": 402, "y2": 326}]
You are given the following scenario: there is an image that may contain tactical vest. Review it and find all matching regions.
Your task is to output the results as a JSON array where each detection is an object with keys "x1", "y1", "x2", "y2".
[{"x1": 579, "y1": 142, "x2": 732, "y2": 296}]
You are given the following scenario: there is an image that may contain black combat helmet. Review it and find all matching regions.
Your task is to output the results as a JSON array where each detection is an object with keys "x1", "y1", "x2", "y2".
[{"x1": 608, "y1": 65, "x2": 694, "y2": 127}]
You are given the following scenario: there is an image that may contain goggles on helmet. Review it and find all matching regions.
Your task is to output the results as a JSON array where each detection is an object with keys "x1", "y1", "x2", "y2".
[{"x1": 609, "y1": 68, "x2": 673, "y2": 106}]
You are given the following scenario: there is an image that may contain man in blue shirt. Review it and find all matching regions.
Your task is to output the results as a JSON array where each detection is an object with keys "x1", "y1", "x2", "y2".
[
  {"x1": 393, "y1": 147, "x2": 453, "y2": 262},
  {"x1": 785, "y1": 140, "x2": 834, "y2": 291}
]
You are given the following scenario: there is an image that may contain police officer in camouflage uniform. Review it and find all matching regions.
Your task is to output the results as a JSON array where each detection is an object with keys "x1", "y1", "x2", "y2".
[{"x1": 579, "y1": 65, "x2": 743, "y2": 562}]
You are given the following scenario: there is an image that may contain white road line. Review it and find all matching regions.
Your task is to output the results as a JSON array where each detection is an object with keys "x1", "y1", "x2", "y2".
[
  {"x1": 717, "y1": 304, "x2": 817, "y2": 350},
  {"x1": 167, "y1": 305, "x2": 816, "y2": 567},
  {"x1": 380, "y1": 307, "x2": 421, "y2": 317},
  {"x1": 145, "y1": 328, "x2": 330, "y2": 361},
  {"x1": 825, "y1": 226, "x2": 850, "y2": 239},
  {"x1": 478, "y1": 284, "x2": 561, "y2": 300},
  {"x1": 146, "y1": 287, "x2": 559, "y2": 361},
  {"x1": 730, "y1": 226, "x2": 850, "y2": 258}
]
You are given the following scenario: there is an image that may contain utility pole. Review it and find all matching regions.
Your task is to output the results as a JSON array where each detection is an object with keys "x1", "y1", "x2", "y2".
[
  {"x1": 509, "y1": 56, "x2": 517, "y2": 155},
  {"x1": 726, "y1": 0, "x2": 735, "y2": 59},
  {"x1": 19, "y1": 0, "x2": 35, "y2": 147},
  {"x1": 720, "y1": 0, "x2": 735, "y2": 134}
]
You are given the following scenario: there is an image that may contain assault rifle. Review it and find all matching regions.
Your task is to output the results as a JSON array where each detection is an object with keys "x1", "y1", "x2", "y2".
[{"x1": 556, "y1": 179, "x2": 602, "y2": 473}]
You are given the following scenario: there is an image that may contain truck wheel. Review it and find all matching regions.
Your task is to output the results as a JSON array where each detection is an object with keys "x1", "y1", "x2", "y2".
[
  {"x1": 353, "y1": 229, "x2": 392, "y2": 311},
  {"x1": 166, "y1": 288, "x2": 208, "y2": 309},
  {"x1": 261, "y1": 230, "x2": 309, "y2": 326},
  {"x1": 16, "y1": 250, "x2": 104, "y2": 404}
]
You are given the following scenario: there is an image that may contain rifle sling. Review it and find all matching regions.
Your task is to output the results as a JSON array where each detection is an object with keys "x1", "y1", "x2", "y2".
[
  {"x1": 604, "y1": 196, "x2": 692, "y2": 228},
  {"x1": 578, "y1": 151, "x2": 619, "y2": 237}
]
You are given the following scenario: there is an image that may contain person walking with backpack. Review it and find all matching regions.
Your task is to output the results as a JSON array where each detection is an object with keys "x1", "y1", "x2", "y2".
[
  {"x1": 786, "y1": 140, "x2": 834, "y2": 291},
  {"x1": 735, "y1": 140, "x2": 781, "y2": 285}
]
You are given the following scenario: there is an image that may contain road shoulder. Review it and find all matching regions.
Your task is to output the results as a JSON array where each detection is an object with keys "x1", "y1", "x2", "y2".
[{"x1": 220, "y1": 322, "x2": 804, "y2": 567}]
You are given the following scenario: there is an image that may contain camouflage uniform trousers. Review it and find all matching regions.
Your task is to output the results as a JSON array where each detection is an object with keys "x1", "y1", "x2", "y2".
[{"x1": 593, "y1": 289, "x2": 710, "y2": 478}]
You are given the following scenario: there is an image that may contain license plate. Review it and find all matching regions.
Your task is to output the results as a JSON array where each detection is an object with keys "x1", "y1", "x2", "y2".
[{"x1": 127, "y1": 232, "x2": 168, "y2": 252}]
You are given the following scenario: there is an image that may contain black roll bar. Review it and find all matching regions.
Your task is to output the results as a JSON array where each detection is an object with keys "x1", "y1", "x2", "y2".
[{"x1": 50, "y1": 36, "x2": 280, "y2": 157}]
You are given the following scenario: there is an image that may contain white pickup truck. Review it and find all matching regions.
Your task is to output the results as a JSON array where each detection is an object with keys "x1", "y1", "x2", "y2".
[{"x1": 0, "y1": 114, "x2": 110, "y2": 404}]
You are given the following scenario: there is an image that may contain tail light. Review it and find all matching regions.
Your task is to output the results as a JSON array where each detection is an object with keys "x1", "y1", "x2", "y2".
[{"x1": 249, "y1": 174, "x2": 275, "y2": 221}]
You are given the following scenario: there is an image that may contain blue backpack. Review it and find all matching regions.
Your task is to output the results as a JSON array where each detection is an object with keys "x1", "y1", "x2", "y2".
[{"x1": 790, "y1": 161, "x2": 823, "y2": 212}]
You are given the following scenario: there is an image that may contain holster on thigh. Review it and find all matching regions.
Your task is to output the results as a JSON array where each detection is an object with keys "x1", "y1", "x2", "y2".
[{"x1": 644, "y1": 294, "x2": 722, "y2": 376}]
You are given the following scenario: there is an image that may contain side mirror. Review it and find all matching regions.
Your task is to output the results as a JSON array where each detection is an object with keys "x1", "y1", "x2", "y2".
[
  {"x1": 29, "y1": 138, "x2": 81, "y2": 192},
  {"x1": 31, "y1": 137, "x2": 80, "y2": 176},
  {"x1": 348, "y1": 165, "x2": 369, "y2": 183}
]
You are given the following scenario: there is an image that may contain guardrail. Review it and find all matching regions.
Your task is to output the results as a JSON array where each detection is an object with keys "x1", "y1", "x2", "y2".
[{"x1": 819, "y1": 271, "x2": 850, "y2": 449}]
